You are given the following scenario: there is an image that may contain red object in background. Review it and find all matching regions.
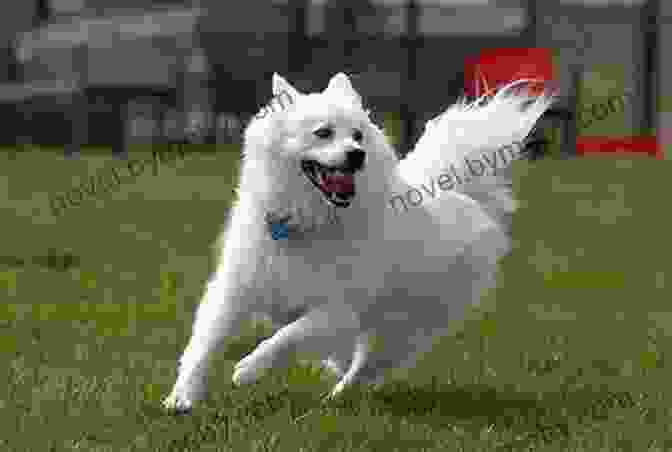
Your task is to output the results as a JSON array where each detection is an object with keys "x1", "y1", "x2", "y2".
[
  {"x1": 464, "y1": 48, "x2": 555, "y2": 98},
  {"x1": 463, "y1": 48, "x2": 666, "y2": 160},
  {"x1": 576, "y1": 136, "x2": 663, "y2": 159}
]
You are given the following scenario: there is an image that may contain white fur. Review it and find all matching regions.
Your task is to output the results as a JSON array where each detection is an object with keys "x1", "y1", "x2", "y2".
[{"x1": 163, "y1": 73, "x2": 555, "y2": 412}]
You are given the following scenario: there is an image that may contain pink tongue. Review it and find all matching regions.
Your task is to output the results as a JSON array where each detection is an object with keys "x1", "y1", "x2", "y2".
[{"x1": 322, "y1": 174, "x2": 354, "y2": 193}]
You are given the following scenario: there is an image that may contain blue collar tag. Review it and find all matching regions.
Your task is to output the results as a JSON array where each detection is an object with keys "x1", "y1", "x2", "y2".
[
  {"x1": 269, "y1": 222, "x2": 289, "y2": 240},
  {"x1": 266, "y1": 211, "x2": 292, "y2": 240}
]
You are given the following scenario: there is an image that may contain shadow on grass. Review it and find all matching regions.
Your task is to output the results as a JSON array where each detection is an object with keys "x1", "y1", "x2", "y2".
[
  {"x1": 365, "y1": 380, "x2": 635, "y2": 449},
  {"x1": 148, "y1": 325, "x2": 639, "y2": 450},
  {"x1": 146, "y1": 368, "x2": 637, "y2": 451}
]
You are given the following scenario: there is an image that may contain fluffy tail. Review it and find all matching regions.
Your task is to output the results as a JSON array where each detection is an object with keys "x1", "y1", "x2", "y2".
[{"x1": 397, "y1": 80, "x2": 555, "y2": 232}]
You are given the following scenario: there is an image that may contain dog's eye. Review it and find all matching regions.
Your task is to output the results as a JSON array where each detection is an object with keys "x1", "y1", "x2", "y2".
[
  {"x1": 352, "y1": 130, "x2": 363, "y2": 142},
  {"x1": 314, "y1": 127, "x2": 333, "y2": 139}
]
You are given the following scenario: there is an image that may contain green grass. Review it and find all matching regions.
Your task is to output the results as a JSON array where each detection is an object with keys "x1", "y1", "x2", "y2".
[{"x1": 1, "y1": 146, "x2": 672, "y2": 450}]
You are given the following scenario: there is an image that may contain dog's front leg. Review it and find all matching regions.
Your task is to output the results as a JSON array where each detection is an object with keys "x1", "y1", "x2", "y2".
[
  {"x1": 163, "y1": 279, "x2": 250, "y2": 413},
  {"x1": 232, "y1": 302, "x2": 361, "y2": 386}
]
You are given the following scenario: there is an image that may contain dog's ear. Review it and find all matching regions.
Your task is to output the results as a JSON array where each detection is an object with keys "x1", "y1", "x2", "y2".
[
  {"x1": 272, "y1": 73, "x2": 301, "y2": 99},
  {"x1": 324, "y1": 73, "x2": 362, "y2": 107}
]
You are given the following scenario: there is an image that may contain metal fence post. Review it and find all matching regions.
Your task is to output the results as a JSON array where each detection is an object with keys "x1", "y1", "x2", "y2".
[
  {"x1": 401, "y1": 0, "x2": 419, "y2": 157},
  {"x1": 67, "y1": 43, "x2": 88, "y2": 159}
]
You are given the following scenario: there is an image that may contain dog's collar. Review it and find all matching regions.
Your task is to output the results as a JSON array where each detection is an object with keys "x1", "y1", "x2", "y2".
[{"x1": 265, "y1": 206, "x2": 341, "y2": 240}]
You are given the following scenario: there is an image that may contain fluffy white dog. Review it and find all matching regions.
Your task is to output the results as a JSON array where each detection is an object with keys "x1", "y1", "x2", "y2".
[{"x1": 163, "y1": 73, "x2": 554, "y2": 413}]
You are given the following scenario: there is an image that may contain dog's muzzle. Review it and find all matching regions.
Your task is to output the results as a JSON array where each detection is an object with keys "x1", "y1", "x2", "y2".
[{"x1": 301, "y1": 149, "x2": 365, "y2": 208}]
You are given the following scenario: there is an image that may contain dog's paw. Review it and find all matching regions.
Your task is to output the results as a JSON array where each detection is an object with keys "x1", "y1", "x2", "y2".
[
  {"x1": 328, "y1": 382, "x2": 347, "y2": 400},
  {"x1": 326, "y1": 373, "x2": 382, "y2": 401},
  {"x1": 163, "y1": 383, "x2": 204, "y2": 414},
  {"x1": 322, "y1": 381, "x2": 358, "y2": 403},
  {"x1": 232, "y1": 352, "x2": 273, "y2": 386},
  {"x1": 321, "y1": 359, "x2": 346, "y2": 378},
  {"x1": 162, "y1": 391, "x2": 194, "y2": 414}
]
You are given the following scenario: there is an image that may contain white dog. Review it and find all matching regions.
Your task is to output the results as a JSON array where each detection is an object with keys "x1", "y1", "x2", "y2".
[{"x1": 163, "y1": 73, "x2": 554, "y2": 413}]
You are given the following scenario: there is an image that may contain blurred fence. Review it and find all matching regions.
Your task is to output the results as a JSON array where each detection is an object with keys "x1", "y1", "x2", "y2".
[{"x1": 0, "y1": 1, "x2": 662, "y2": 160}]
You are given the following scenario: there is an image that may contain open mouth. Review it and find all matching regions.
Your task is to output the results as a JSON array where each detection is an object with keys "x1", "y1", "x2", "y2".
[{"x1": 301, "y1": 160, "x2": 357, "y2": 207}]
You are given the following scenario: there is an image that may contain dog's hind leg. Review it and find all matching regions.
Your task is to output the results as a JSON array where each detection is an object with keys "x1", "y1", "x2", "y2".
[
  {"x1": 330, "y1": 234, "x2": 505, "y2": 395},
  {"x1": 163, "y1": 279, "x2": 251, "y2": 413},
  {"x1": 322, "y1": 338, "x2": 356, "y2": 378},
  {"x1": 326, "y1": 332, "x2": 371, "y2": 397},
  {"x1": 328, "y1": 323, "x2": 440, "y2": 398},
  {"x1": 232, "y1": 302, "x2": 361, "y2": 386}
]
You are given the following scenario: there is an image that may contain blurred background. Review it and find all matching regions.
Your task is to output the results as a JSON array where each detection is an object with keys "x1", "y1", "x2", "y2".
[
  {"x1": 1, "y1": 3, "x2": 671, "y2": 448},
  {"x1": 0, "y1": 0, "x2": 666, "y2": 159}
]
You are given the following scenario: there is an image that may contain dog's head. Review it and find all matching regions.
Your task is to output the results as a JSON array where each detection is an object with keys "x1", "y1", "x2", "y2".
[{"x1": 244, "y1": 73, "x2": 396, "y2": 209}]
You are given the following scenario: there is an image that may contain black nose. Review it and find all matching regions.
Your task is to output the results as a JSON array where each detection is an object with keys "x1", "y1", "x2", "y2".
[{"x1": 345, "y1": 149, "x2": 366, "y2": 171}]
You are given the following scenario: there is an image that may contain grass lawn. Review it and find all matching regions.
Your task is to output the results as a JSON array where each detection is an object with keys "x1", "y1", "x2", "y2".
[{"x1": 0, "y1": 145, "x2": 671, "y2": 451}]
